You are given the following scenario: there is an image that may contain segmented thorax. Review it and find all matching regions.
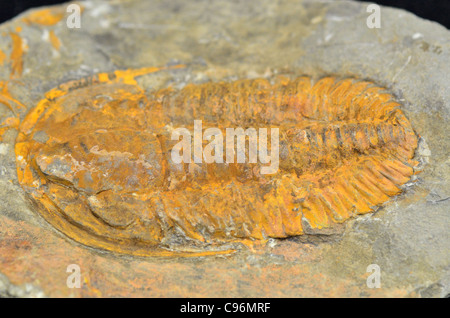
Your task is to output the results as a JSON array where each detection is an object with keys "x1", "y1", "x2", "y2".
[{"x1": 15, "y1": 69, "x2": 419, "y2": 256}]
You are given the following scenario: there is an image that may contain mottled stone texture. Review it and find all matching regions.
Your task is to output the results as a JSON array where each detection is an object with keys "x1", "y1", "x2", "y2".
[{"x1": 0, "y1": 0, "x2": 448, "y2": 297}]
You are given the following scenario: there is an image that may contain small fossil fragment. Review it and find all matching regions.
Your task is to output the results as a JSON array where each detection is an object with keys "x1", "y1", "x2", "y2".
[{"x1": 15, "y1": 66, "x2": 419, "y2": 256}]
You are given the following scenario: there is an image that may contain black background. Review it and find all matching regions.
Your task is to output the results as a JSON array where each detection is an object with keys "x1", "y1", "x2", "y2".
[{"x1": 0, "y1": 0, "x2": 448, "y2": 29}]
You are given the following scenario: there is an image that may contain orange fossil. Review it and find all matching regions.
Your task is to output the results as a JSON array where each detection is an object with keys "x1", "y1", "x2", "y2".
[{"x1": 14, "y1": 66, "x2": 419, "y2": 257}]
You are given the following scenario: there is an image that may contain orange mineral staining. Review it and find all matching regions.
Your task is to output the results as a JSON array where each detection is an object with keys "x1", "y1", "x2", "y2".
[
  {"x1": 22, "y1": 8, "x2": 65, "y2": 26},
  {"x1": 9, "y1": 32, "x2": 24, "y2": 78},
  {"x1": 22, "y1": 5, "x2": 85, "y2": 26},
  {"x1": 0, "y1": 81, "x2": 26, "y2": 140},
  {"x1": 49, "y1": 30, "x2": 61, "y2": 51},
  {"x1": 15, "y1": 67, "x2": 419, "y2": 257},
  {"x1": 0, "y1": 49, "x2": 6, "y2": 65}
]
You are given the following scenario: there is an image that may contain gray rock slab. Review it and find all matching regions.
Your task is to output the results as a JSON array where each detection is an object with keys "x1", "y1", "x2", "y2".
[{"x1": 0, "y1": 0, "x2": 448, "y2": 297}]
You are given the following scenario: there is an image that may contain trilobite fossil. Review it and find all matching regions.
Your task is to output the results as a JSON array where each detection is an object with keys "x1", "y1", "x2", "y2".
[{"x1": 14, "y1": 67, "x2": 419, "y2": 256}]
